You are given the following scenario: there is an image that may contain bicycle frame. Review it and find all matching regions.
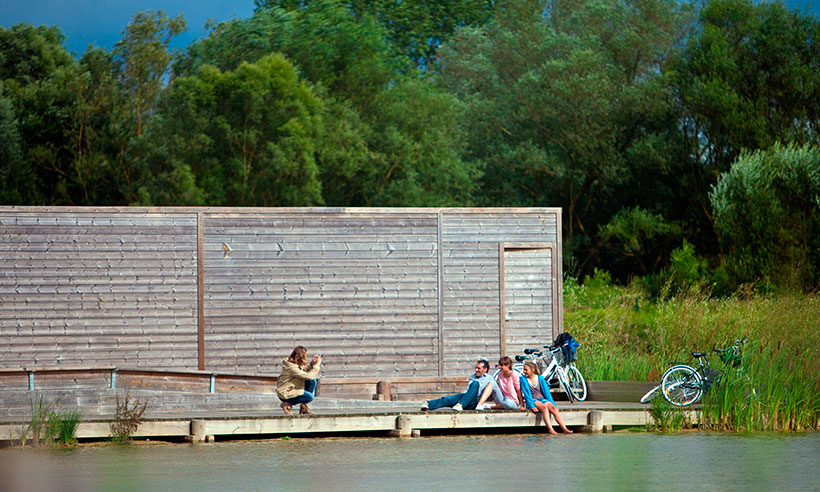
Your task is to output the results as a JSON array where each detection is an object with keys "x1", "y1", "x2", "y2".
[
  {"x1": 511, "y1": 346, "x2": 576, "y2": 403},
  {"x1": 642, "y1": 338, "x2": 751, "y2": 406}
]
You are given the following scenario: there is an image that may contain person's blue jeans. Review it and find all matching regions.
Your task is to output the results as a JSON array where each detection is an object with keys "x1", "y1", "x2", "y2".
[
  {"x1": 282, "y1": 379, "x2": 318, "y2": 405},
  {"x1": 427, "y1": 381, "x2": 480, "y2": 410},
  {"x1": 489, "y1": 381, "x2": 520, "y2": 409}
]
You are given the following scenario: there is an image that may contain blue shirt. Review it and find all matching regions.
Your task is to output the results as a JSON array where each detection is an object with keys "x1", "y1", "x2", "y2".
[{"x1": 468, "y1": 373, "x2": 492, "y2": 394}]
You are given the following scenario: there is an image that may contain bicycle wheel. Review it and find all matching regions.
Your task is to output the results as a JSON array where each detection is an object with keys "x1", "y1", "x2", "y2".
[
  {"x1": 565, "y1": 364, "x2": 588, "y2": 401},
  {"x1": 639, "y1": 384, "x2": 662, "y2": 404},
  {"x1": 556, "y1": 368, "x2": 576, "y2": 404},
  {"x1": 661, "y1": 365, "x2": 703, "y2": 406}
]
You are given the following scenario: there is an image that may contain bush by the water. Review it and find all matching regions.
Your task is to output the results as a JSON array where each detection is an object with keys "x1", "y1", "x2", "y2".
[{"x1": 566, "y1": 271, "x2": 820, "y2": 431}]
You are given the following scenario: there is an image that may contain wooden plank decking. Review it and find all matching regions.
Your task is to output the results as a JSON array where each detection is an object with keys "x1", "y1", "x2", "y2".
[
  {"x1": 0, "y1": 400, "x2": 687, "y2": 442},
  {"x1": 0, "y1": 367, "x2": 669, "y2": 442}
]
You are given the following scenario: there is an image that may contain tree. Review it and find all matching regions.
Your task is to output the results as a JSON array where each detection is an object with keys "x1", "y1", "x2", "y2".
[
  {"x1": 256, "y1": 0, "x2": 495, "y2": 68},
  {"x1": 0, "y1": 86, "x2": 28, "y2": 204},
  {"x1": 710, "y1": 143, "x2": 820, "y2": 290},
  {"x1": 178, "y1": 1, "x2": 480, "y2": 207},
  {"x1": 673, "y1": 0, "x2": 820, "y2": 229},
  {"x1": 0, "y1": 24, "x2": 74, "y2": 84},
  {"x1": 0, "y1": 24, "x2": 78, "y2": 204},
  {"x1": 135, "y1": 53, "x2": 325, "y2": 206},
  {"x1": 599, "y1": 207, "x2": 683, "y2": 277},
  {"x1": 439, "y1": 0, "x2": 693, "y2": 278},
  {"x1": 113, "y1": 10, "x2": 186, "y2": 137},
  {"x1": 362, "y1": 78, "x2": 480, "y2": 206},
  {"x1": 64, "y1": 47, "x2": 132, "y2": 204}
]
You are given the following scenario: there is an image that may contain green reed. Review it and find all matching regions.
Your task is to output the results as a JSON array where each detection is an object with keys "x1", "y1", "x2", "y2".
[
  {"x1": 565, "y1": 278, "x2": 820, "y2": 431},
  {"x1": 647, "y1": 393, "x2": 693, "y2": 433},
  {"x1": 55, "y1": 409, "x2": 83, "y2": 446}
]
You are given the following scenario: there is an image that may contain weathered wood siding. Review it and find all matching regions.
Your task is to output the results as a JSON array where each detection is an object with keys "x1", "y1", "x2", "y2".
[
  {"x1": 202, "y1": 211, "x2": 440, "y2": 377},
  {"x1": 440, "y1": 211, "x2": 560, "y2": 375},
  {"x1": 0, "y1": 208, "x2": 561, "y2": 378},
  {"x1": 0, "y1": 211, "x2": 199, "y2": 369}
]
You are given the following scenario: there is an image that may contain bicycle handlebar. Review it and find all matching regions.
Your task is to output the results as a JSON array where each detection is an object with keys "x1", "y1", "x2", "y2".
[{"x1": 715, "y1": 337, "x2": 749, "y2": 354}]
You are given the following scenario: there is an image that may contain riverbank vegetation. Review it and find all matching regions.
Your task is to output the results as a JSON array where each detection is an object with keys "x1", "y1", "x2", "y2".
[
  {"x1": 110, "y1": 392, "x2": 148, "y2": 443},
  {"x1": 566, "y1": 270, "x2": 820, "y2": 431},
  {"x1": 14, "y1": 394, "x2": 83, "y2": 447}
]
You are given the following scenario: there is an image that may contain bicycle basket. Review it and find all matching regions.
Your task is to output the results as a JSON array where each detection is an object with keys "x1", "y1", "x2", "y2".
[
  {"x1": 702, "y1": 367, "x2": 721, "y2": 392},
  {"x1": 536, "y1": 358, "x2": 549, "y2": 375},
  {"x1": 552, "y1": 349, "x2": 565, "y2": 366}
]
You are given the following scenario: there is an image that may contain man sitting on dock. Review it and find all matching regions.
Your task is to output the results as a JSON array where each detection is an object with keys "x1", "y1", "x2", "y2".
[{"x1": 420, "y1": 359, "x2": 492, "y2": 411}]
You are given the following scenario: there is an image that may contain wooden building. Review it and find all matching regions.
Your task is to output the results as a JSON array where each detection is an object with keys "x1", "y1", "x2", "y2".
[{"x1": 0, "y1": 207, "x2": 563, "y2": 378}]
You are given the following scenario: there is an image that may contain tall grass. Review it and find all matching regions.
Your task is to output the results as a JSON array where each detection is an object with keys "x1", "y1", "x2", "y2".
[
  {"x1": 56, "y1": 410, "x2": 83, "y2": 446},
  {"x1": 27, "y1": 393, "x2": 61, "y2": 447},
  {"x1": 565, "y1": 274, "x2": 820, "y2": 431},
  {"x1": 647, "y1": 394, "x2": 693, "y2": 432},
  {"x1": 15, "y1": 393, "x2": 82, "y2": 447}
]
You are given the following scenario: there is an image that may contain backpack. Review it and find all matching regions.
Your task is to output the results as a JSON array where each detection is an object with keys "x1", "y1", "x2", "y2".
[{"x1": 554, "y1": 332, "x2": 580, "y2": 362}]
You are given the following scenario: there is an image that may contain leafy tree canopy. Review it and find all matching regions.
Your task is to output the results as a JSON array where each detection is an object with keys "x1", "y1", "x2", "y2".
[{"x1": 711, "y1": 142, "x2": 820, "y2": 290}]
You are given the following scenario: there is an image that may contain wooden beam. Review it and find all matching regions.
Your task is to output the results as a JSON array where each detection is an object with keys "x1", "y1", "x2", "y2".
[
  {"x1": 555, "y1": 210, "x2": 564, "y2": 338},
  {"x1": 197, "y1": 211, "x2": 205, "y2": 371},
  {"x1": 436, "y1": 210, "x2": 444, "y2": 377},
  {"x1": 498, "y1": 242, "x2": 506, "y2": 358}
]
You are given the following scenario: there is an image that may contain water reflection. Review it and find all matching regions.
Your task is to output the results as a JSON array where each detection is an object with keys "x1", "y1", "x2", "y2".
[{"x1": 1, "y1": 433, "x2": 818, "y2": 491}]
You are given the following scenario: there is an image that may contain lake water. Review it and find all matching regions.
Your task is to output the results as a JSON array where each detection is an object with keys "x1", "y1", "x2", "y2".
[{"x1": 1, "y1": 432, "x2": 818, "y2": 491}]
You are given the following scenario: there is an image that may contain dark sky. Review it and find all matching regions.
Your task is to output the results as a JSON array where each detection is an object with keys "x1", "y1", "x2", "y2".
[{"x1": 1, "y1": 0, "x2": 818, "y2": 56}]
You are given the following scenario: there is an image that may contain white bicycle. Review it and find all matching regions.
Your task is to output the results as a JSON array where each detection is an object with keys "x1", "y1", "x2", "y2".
[{"x1": 498, "y1": 344, "x2": 588, "y2": 403}]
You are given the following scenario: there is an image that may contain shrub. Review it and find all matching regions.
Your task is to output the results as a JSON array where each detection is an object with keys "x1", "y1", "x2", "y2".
[
  {"x1": 710, "y1": 142, "x2": 820, "y2": 290},
  {"x1": 111, "y1": 392, "x2": 148, "y2": 443}
]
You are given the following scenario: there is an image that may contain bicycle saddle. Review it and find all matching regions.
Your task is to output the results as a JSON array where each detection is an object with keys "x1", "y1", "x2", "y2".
[{"x1": 692, "y1": 351, "x2": 708, "y2": 358}]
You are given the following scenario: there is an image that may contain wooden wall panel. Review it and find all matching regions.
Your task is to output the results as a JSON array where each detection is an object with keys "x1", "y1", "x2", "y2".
[
  {"x1": 440, "y1": 211, "x2": 560, "y2": 376},
  {"x1": 0, "y1": 208, "x2": 562, "y2": 379},
  {"x1": 201, "y1": 212, "x2": 441, "y2": 378},
  {"x1": 0, "y1": 212, "x2": 199, "y2": 369}
]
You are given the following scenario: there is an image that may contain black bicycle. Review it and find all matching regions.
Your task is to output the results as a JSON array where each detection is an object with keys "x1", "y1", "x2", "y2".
[{"x1": 640, "y1": 337, "x2": 750, "y2": 406}]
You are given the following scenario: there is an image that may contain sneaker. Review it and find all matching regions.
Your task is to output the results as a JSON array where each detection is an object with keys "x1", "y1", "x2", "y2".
[
  {"x1": 452, "y1": 403, "x2": 463, "y2": 412},
  {"x1": 420, "y1": 401, "x2": 429, "y2": 411},
  {"x1": 475, "y1": 403, "x2": 486, "y2": 411}
]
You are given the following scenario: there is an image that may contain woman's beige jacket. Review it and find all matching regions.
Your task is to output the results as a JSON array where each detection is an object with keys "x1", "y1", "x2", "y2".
[{"x1": 276, "y1": 359, "x2": 321, "y2": 400}]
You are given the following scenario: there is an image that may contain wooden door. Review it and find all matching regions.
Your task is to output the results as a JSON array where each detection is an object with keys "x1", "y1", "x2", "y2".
[{"x1": 502, "y1": 248, "x2": 555, "y2": 358}]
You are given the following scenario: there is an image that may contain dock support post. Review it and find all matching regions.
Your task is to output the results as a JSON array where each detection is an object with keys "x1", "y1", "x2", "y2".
[
  {"x1": 585, "y1": 410, "x2": 604, "y2": 433},
  {"x1": 191, "y1": 420, "x2": 206, "y2": 443},
  {"x1": 376, "y1": 380, "x2": 392, "y2": 401},
  {"x1": 389, "y1": 415, "x2": 412, "y2": 437}
]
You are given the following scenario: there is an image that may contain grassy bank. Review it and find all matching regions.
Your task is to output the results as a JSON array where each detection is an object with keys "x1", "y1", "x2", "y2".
[{"x1": 565, "y1": 274, "x2": 820, "y2": 431}]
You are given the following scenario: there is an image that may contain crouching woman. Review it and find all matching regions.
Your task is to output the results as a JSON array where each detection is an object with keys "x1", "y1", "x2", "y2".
[
  {"x1": 277, "y1": 346, "x2": 322, "y2": 415},
  {"x1": 520, "y1": 361, "x2": 573, "y2": 434}
]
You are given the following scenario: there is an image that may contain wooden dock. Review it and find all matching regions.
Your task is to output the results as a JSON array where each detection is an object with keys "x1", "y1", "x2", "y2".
[
  {"x1": 0, "y1": 401, "x2": 688, "y2": 442},
  {"x1": 0, "y1": 367, "x2": 675, "y2": 442}
]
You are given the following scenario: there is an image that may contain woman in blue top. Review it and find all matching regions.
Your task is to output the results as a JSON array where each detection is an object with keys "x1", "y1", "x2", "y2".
[{"x1": 520, "y1": 361, "x2": 573, "y2": 434}]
